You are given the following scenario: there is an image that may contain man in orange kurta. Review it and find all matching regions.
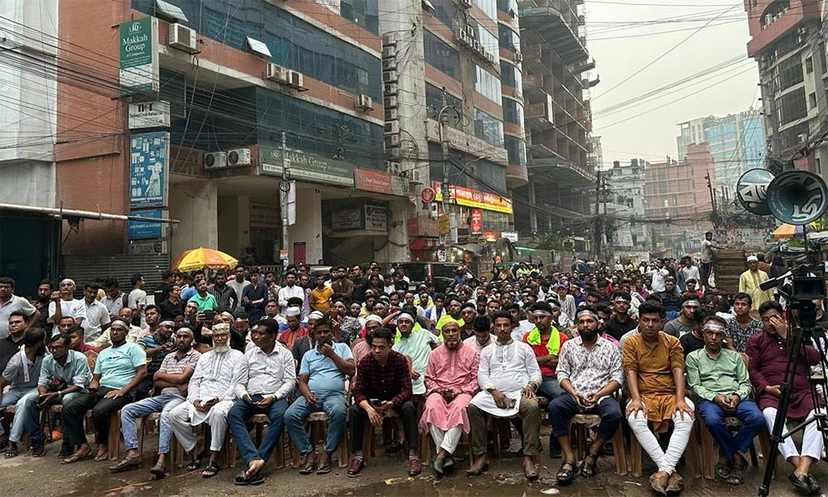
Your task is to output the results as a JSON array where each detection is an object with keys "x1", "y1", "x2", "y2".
[{"x1": 623, "y1": 301, "x2": 694, "y2": 496}]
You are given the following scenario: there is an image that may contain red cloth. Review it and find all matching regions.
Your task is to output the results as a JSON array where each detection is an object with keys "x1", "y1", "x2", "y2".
[{"x1": 522, "y1": 332, "x2": 568, "y2": 377}]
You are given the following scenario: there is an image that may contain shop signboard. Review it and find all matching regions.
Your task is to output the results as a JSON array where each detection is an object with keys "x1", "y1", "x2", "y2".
[
  {"x1": 250, "y1": 202, "x2": 279, "y2": 229},
  {"x1": 129, "y1": 132, "x2": 169, "y2": 208},
  {"x1": 128, "y1": 101, "x2": 170, "y2": 129},
  {"x1": 433, "y1": 182, "x2": 513, "y2": 214},
  {"x1": 470, "y1": 209, "x2": 483, "y2": 234},
  {"x1": 364, "y1": 204, "x2": 388, "y2": 231},
  {"x1": 119, "y1": 17, "x2": 159, "y2": 94},
  {"x1": 332, "y1": 207, "x2": 362, "y2": 231},
  {"x1": 484, "y1": 231, "x2": 498, "y2": 242},
  {"x1": 128, "y1": 209, "x2": 164, "y2": 240},
  {"x1": 502, "y1": 231, "x2": 518, "y2": 243},
  {"x1": 260, "y1": 146, "x2": 355, "y2": 187}
]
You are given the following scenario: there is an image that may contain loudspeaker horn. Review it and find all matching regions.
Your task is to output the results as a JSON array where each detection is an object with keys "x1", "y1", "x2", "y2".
[
  {"x1": 766, "y1": 170, "x2": 828, "y2": 225},
  {"x1": 736, "y1": 168, "x2": 774, "y2": 215}
]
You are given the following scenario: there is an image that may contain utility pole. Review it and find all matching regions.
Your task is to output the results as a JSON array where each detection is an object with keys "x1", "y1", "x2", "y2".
[
  {"x1": 593, "y1": 170, "x2": 602, "y2": 261},
  {"x1": 438, "y1": 89, "x2": 456, "y2": 261},
  {"x1": 280, "y1": 130, "x2": 291, "y2": 268},
  {"x1": 705, "y1": 169, "x2": 717, "y2": 228}
]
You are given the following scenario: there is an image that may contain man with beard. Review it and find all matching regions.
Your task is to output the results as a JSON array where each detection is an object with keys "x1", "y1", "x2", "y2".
[
  {"x1": 138, "y1": 305, "x2": 162, "y2": 340},
  {"x1": 686, "y1": 316, "x2": 761, "y2": 487},
  {"x1": 279, "y1": 307, "x2": 307, "y2": 351},
  {"x1": 393, "y1": 313, "x2": 440, "y2": 398},
  {"x1": 0, "y1": 328, "x2": 46, "y2": 457},
  {"x1": 81, "y1": 282, "x2": 111, "y2": 342},
  {"x1": 62, "y1": 320, "x2": 147, "y2": 464},
  {"x1": 467, "y1": 311, "x2": 542, "y2": 481},
  {"x1": 228, "y1": 319, "x2": 296, "y2": 485},
  {"x1": 189, "y1": 279, "x2": 218, "y2": 315},
  {"x1": 436, "y1": 297, "x2": 464, "y2": 335},
  {"x1": 747, "y1": 301, "x2": 823, "y2": 495},
  {"x1": 47, "y1": 278, "x2": 85, "y2": 336},
  {"x1": 208, "y1": 270, "x2": 238, "y2": 314},
  {"x1": 421, "y1": 319, "x2": 479, "y2": 475},
  {"x1": 285, "y1": 315, "x2": 354, "y2": 476},
  {"x1": 111, "y1": 326, "x2": 200, "y2": 476},
  {"x1": 460, "y1": 303, "x2": 477, "y2": 341},
  {"x1": 32, "y1": 280, "x2": 52, "y2": 331},
  {"x1": 278, "y1": 272, "x2": 304, "y2": 314},
  {"x1": 330, "y1": 266, "x2": 354, "y2": 301},
  {"x1": 21, "y1": 332, "x2": 91, "y2": 457},
  {"x1": 135, "y1": 320, "x2": 176, "y2": 399},
  {"x1": 623, "y1": 301, "x2": 694, "y2": 495},
  {"x1": 522, "y1": 302, "x2": 567, "y2": 402},
  {"x1": 549, "y1": 308, "x2": 623, "y2": 484},
  {"x1": 230, "y1": 310, "x2": 251, "y2": 352},
  {"x1": 89, "y1": 307, "x2": 141, "y2": 349},
  {"x1": 738, "y1": 256, "x2": 772, "y2": 313},
  {"x1": 169, "y1": 325, "x2": 245, "y2": 478}
]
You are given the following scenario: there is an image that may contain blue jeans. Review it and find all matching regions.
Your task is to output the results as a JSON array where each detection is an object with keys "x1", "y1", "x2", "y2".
[
  {"x1": 227, "y1": 395, "x2": 289, "y2": 466},
  {"x1": 548, "y1": 394, "x2": 623, "y2": 441},
  {"x1": 1, "y1": 388, "x2": 36, "y2": 441},
  {"x1": 120, "y1": 393, "x2": 185, "y2": 454},
  {"x1": 284, "y1": 392, "x2": 346, "y2": 455},
  {"x1": 19, "y1": 390, "x2": 81, "y2": 445},
  {"x1": 697, "y1": 398, "x2": 764, "y2": 458},
  {"x1": 537, "y1": 376, "x2": 562, "y2": 400}
]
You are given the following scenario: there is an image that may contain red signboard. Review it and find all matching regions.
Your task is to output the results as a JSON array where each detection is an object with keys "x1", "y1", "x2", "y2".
[
  {"x1": 354, "y1": 168, "x2": 393, "y2": 194},
  {"x1": 470, "y1": 208, "x2": 483, "y2": 234}
]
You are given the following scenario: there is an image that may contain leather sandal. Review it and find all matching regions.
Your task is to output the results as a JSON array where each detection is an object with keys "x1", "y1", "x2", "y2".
[
  {"x1": 580, "y1": 451, "x2": 599, "y2": 478},
  {"x1": 109, "y1": 455, "x2": 141, "y2": 472},
  {"x1": 466, "y1": 457, "x2": 489, "y2": 477},
  {"x1": 556, "y1": 460, "x2": 577, "y2": 484}
]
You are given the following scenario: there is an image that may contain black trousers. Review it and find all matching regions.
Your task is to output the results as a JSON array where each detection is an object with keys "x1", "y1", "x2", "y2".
[
  {"x1": 62, "y1": 387, "x2": 134, "y2": 446},
  {"x1": 348, "y1": 400, "x2": 418, "y2": 453}
]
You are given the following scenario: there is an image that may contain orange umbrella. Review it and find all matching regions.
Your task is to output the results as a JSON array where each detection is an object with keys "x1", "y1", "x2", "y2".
[
  {"x1": 771, "y1": 224, "x2": 804, "y2": 239},
  {"x1": 172, "y1": 247, "x2": 239, "y2": 272}
]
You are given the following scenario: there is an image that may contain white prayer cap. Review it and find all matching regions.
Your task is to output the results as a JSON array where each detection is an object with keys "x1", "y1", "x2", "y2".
[
  {"x1": 747, "y1": 255, "x2": 758, "y2": 262},
  {"x1": 285, "y1": 307, "x2": 301, "y2": 317},
  {"x1": 308, "y1": 311, "x2": 324, "y2": 320}
]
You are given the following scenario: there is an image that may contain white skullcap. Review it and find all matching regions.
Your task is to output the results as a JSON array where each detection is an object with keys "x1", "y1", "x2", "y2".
[
  {"x1": 747, "y1": 255, "x2": 758, "y2": 262},
  {"x1": 308, "y1": 311, "x2": 324, "y2": 320},
  {"x1": 285, "y1": 307, "x2": 301, "y2": 317}
]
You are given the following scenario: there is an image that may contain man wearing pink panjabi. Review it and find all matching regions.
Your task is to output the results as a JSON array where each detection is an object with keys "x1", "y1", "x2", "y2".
[{"x1": 419, "y1": 319, "x2": 479, "y2": 475}]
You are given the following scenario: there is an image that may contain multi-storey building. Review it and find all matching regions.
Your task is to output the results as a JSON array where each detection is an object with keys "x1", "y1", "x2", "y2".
[
  {"x1": 676, "y1": 109, "x2": 767, "y2": 194},
  {"x1": 606, "y1": 159, "x2": 647, "y2": 255},
  {"x1": 643, "y1": 144, "x2": 715, "y2": 255},
  {"x1": 512, "y1": 0, "x2": 597, "y2": 238},
  {"x1": 744, "y1": 0, "x2": 827, "y2": 175}
]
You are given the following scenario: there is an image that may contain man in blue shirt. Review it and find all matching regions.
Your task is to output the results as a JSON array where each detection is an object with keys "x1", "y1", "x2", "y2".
[{"x1": 285, "y1": 314, "x2": 355, "y2": 476}]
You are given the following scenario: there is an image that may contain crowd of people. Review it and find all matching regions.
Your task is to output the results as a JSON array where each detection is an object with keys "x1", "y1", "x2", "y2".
[{"x1": 0, "y1": 253, "x2": 823, "y2": 495}]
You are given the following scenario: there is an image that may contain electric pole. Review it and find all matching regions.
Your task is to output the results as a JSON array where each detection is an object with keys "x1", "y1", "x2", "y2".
[{"x1": 438, "y1": 88, "x2": 457, "y2": 261}]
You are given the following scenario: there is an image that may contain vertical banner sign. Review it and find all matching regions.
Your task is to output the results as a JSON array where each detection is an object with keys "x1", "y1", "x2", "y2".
[
  {"x1": 130, "y1": 132, "x2": 169, "y2": 208},
  {"x1": 470, "y1": 208, "x2": 483, "y2": 234},
  {"x1": 293, "y1": 242, "x2": 307, "y2": 265},
  {"x1": 119, "y1": 17, "x2": 159, "y2": 94}
]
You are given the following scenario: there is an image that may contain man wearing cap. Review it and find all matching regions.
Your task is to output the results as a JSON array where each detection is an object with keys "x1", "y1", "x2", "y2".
[
  {"x1": 353, "y1": 314, "x2": 384, "y2": 366},
  {"x1": 135, "y1": 319, "x2": 176, "y2": 399},
  {"x1": 549, "y1": 307, "x2": 623, "y2": 484},
  {"x1": 47, "y1": 278, "x2": 86, "y2": 336},
  {"x1": 436, "y1": 297, "x2": 464, "y2": 335},
  {"x1": 738, "y1": 256, "x2": 772, "y2": 312},
  {"x1": 169, "y1": 323, "x2": 244, "y2": 478},
  {"x1": 422, "y1": 318, "x2": 479, "y2": 475},
  {"x1": 111, "y1": 326, "x2": 200, "y2": 476},
  {"x1": 468, "y1": 310, "x2": 543, "y2": 480},
  {"x1": 663, "y1": 295, "x2": 700, "y2": 338},
  {"x1": 279, "y1": 307, "x2": 307, "y2": 351},
  {"x1": 686, "y1": 315, "x2": 762, "y2": 486},
  {"x1": 393, "y1": 312, "x2": 440, "y2": 397},
  {"x1": 228, "y1": 318, "x2": 296, "y2": 485},
  {"x1": 606, "y1": 294, "x2": 638, "y2": 341}
]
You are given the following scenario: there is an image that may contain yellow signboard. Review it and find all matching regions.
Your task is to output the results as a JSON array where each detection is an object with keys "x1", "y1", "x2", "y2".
[{"x1": 438, "y1": 214, "x2": 450, "y2": 234}]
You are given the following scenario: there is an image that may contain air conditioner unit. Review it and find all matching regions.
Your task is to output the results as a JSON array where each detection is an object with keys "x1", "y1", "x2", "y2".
[
  {"x1": 465, "y1": 25, "x2": 476, "y2": 39},
  {"x1": 227, "y1": 148, "x2": 251, "y2": 166},
  {"x1": 385, "y1": 121, "x2": 400, "y2": 135},
  {"x1": 286, "y1": 70, "x2": 304, "y2": 88},
  {"x1": 169, "y1": 23, "x2": 198, "y2": 53},
  {"x1": 356, "y1": 94, "x2": 374, "y2": 111},
  {"x1": 471, "y1": 40, "x2": 481, "y2": 52},
  {"x1": 383, "y1": 70, "x2": 398, "y2": 83},
  {"x1": 459, "y1": 0, "x2": 473, "y2": 8},
  {"x1": 385, "y1": 134, "x2": 401, "y2": 147},
  {"x1": 382, "y1": 46, "x2": 396, "y2": 59},
  {"x1": 514, "y1": 51, "x2": 523, "y2": 63},
  {"x1": 382, "y1": 33, "x2": 398, "y2": 47},
  {"x1": 388, "y1": 162, "x2": 401, "y2": 175},
  {"x1": 382, "y1": 58, "x2": 397, "y2": 70},
  {"x1": 203, "y1": 151, "x2": 227, "y2": 169},
  {"x1": 408, "y1": 169, "x2": 422, "y2": 184},
  {"x1": 387, "y1": 148, "x2": 402, "y2": 160},
  {"x1": 385, "y1": 108, "x2": 398, "y2": 121},
  {"x1": 455, "y1": 30, "x2": 468, "y2": 46},
  {"x1": 266, "y1": 63, "x2": 288, "y2": 83},
  {"x1": 384, "y1": 83, "x2": 398, "y2": 95},
  {"x1": 384, "y1": 95, "x2": 398, "y2": 108}
]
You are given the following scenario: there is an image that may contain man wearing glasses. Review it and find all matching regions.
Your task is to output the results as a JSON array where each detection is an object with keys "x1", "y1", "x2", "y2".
[{"x1": 686, "y1": 316, "x2": 761, "y2": 486}]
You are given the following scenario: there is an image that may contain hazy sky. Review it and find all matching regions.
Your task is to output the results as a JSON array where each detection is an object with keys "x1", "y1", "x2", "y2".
[{"x1": 586, "y1": 0, "x2": 760, "y2": 168}]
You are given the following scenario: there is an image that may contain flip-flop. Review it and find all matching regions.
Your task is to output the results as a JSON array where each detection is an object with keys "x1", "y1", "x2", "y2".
[
  {"x1": 249, "y1": 472, "x2": 264, "y2": 486},
  {"x1": 62, "y1": 448, "x2": 92, "y2": 464},
  {"x1": 234, "y1": 470, "x2": 250, "y2": 486},
  {"x1": 94, "y1": 452, "x2": 109, "y2": 462},
  {"x1": 298, "y1": 461, "x2": 316, "y2": 475},
  {"x1": 316, "y1": 462, "x2": 332, "y2": 475}
]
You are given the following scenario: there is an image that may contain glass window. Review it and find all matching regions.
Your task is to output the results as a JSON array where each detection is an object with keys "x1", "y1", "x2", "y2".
[
  {"x1": 477, "y1": 26, "x2": 500, "y2": 64},
  {"x1": 496, "y1": 0, "x2": 518, "y2": 17},
  {"x1": 474, "y1": 108, "x2": 504, "y2": 147},
  {"x1": 502, "y1": 97, "x2": 523, "y2": 126},
  {"x1": 474, "y1": 65, "x2": 500, "y2": 103},
  {"x1": 498, "y1": 24, "x2": 519, "y2": 50},
  {"x1": 504, "y1": 135, "x2": 526, "y2": 166},
  {"x1": 425, "y1": 31, "x2": 461, "y2": 80},
  {"x1": 474, "y1": 0, "x2": 497, "y2": 20},
  {"x1": 340, "y1": 0, "x2": 379, "y2": 34},
  {"x1": 500, "y1": 60, "x2": 522, "y2": 90},
  {"x1": 426, "y1": 84, "x2": 464, "y2": 130},
  {"x1": 427, "y1": 0, "x2": 457, "y2": 28}
]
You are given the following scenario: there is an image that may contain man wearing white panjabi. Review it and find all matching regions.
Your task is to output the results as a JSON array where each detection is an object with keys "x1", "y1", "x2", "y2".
[
  {"x1": 466, "y1": 310, "x2": 543, "y2": 481},
  {"x1": 169, "y1": 324, "x2": 246, "y2": 478}
]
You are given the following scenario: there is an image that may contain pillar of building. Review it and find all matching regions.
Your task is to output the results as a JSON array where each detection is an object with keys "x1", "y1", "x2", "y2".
[
  {"x1": 169, "y1": 180, "x2": 218, "y2": 258},
  {"x1": 289, "y1": 184, "x2": 323, "y2": 264},
  {"x1": 217, "y1": 195, "x2": 251, "y2": 259},
  {"x1": 374, "y1": 198, "x2": 411, "y2": 262}
]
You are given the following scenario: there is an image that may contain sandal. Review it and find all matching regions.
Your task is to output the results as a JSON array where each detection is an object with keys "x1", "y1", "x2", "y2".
[
  {"x1": 5, "y1": 442, "x2": 18, "y2": 458},
  {"x1": 726, "y1": 466, "x2": 744, "y2": 486},
  {"x1": 316, "y1": 462, "x2": 332, "y2": 475},
  {"x1": 186, "y1": 453, "x2": 204, "y2": 471},
  {"x1": 202, "y1": 461, "x2": 220, "y2": 478},
  {"x1": 249, "y1": 472, "x2": 264, "y2": 486},
  {"x1": 580, "y1": 451, "x2": 599, "y2": 478},
  {"x1": 62, "y1": 446, "x2": 92, "y2": 464},
  {"x1": 94, "y1": 452, "x2": 109, "y2": 462},
  {"x1": 298, "y1": 461, "x2": 316, "y2": 475},
  {"x1": 234, "y1": 470, "x2": 251, "y2": 486},
  {"x1": 556, "y1": 460, "x2": 577, "y2": 484},
  {"x1": 715, "y1": 460, "x2": 732, "y2": 479}
]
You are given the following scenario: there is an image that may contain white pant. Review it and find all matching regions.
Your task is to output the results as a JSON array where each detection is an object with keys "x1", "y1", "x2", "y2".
[
  {"x1": 627, "y1": 397, "x2": 695, "y2": 474},
  {"x1": 429, "y1": 424, "x2": 463, "y2": 454},
  {"x1": 169, "y1": 400, "x2": 233, "y2": 453},
  {"x1": 762, "y1": 407, "x2": 824, "y2": 462}
]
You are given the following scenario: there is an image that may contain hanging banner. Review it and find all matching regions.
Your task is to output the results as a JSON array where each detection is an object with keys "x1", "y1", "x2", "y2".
[
  {"x1": 470, "y1": 209, "x2": 483, "y2": 234},
  {"x1": 128, "y1": 209, "x2": 164, "y2": 240},
  {"x1": 129, "y1": 132, "x2": 169, "y2": 209},
  {"x1": 119, "y1": 17, "x2": 159, "y2": 94},
  {"x1": 364, "y1": 204, "x2": 388, "y2": 231}
]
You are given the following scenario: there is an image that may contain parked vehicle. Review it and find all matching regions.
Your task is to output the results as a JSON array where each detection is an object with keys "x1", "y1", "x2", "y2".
[{"x1": 389, "y1": 262, "x2": 476, "y2": 293}]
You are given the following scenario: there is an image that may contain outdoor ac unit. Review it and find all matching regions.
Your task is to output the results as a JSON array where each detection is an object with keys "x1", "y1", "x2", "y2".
[
  {"x1": 169, "y1": 23, "x2": 198, "y2": 53},
  {"x1": 266, "y1": 63, "x2": 288, "y2": 82},
  {"x1": 383, "y1": 70, "x2": 398, "y2": 83},
  {"x1": 227, "y1": 148, "x2": 251, "y2": 166},
  {"x1": 203, "y1": 151, "x2": 227, "y2": 169},
  {"x1": 514, "y1": 51, "x2": 523, "y2": 63},
  {"x1": 384, "y1": 95, "x2": 398, "y2": 108},
  {"x1": 408, "y1": 169, "x2": 422, "y2": 184},
  {"x1": 382, "y1": 33, "x2": 398, "y2": 47},
  {"x1": 286, "y1": 70, "x2": 304, "y2": 88},
  {"x1": 382, "y1": 46, "x2": 396, "y2": 59},
  {"x1": 384, "y1": 83, "x2": 398, "y2": 95},
  {"x1": 385, "y1": 108, "x2": 398, "y2": 121},
  {"x1": 385, "y1": 134, "x2": 401, "y2": 147},
  {"x1": 356, "y1": 94, "x2": 374, "y2": 111},
  {"x1": 388, "y1": 162, "x2": 401, "y2": 175},
  {"x1": 465, "y1": 25, "x2": 476, "y2": 39},
  {"x1": 382, "y1": 58, "x2": 397, "y2": 70},
  {"x1": 459, "y1": 0, "x2": 473, "y2": 8},
  {"x1": 385, "y1": 121, "x2": 400, "y2": 135}
]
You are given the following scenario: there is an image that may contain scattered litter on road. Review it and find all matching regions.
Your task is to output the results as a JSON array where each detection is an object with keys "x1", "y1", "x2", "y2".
[
  {"x1": 541, "y1": 489, "x2": 560, "y2": 495},
  {"x1": 624, "y1": 481, "x2": 642, "y2": 486}
]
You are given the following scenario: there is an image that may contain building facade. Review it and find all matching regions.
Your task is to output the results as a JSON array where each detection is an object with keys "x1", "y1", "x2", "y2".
[
  {"x1": 605, "y1": 159, "x2": 647, "y2": 256},
  {"x1": 744, "y1": 0, "x2": 827, "y2": 175},
  {"x1": 512, "y1": 0, "x2": 597, "y2": 238}
]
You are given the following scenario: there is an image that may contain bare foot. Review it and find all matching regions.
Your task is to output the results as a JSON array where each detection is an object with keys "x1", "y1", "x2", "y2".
[{"x1": 246, "y1": 458, "x2": 265, "y2": 477}]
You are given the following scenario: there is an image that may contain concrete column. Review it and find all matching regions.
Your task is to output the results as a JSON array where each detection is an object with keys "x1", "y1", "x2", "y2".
[
  {"x1": 528, "y1": 179, "x2": 538, "y2": 234},
  {"x1": 217, "y1": 195, "x2": 250, "y2": 258},
  {"x1": 374, "y1": 198, "x2": 410, "y2": 262},
  {"x1": 169, "y1": 179, "x2": 218, "y2": 257},
  {"x1": 289, "y1": 184, "x2": 322, "y2": 264}
]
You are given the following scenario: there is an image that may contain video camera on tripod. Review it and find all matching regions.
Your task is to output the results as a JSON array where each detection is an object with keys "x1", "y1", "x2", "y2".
[{"x1": 760, "y1": 266, "x2": 827, "y2": 329}]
